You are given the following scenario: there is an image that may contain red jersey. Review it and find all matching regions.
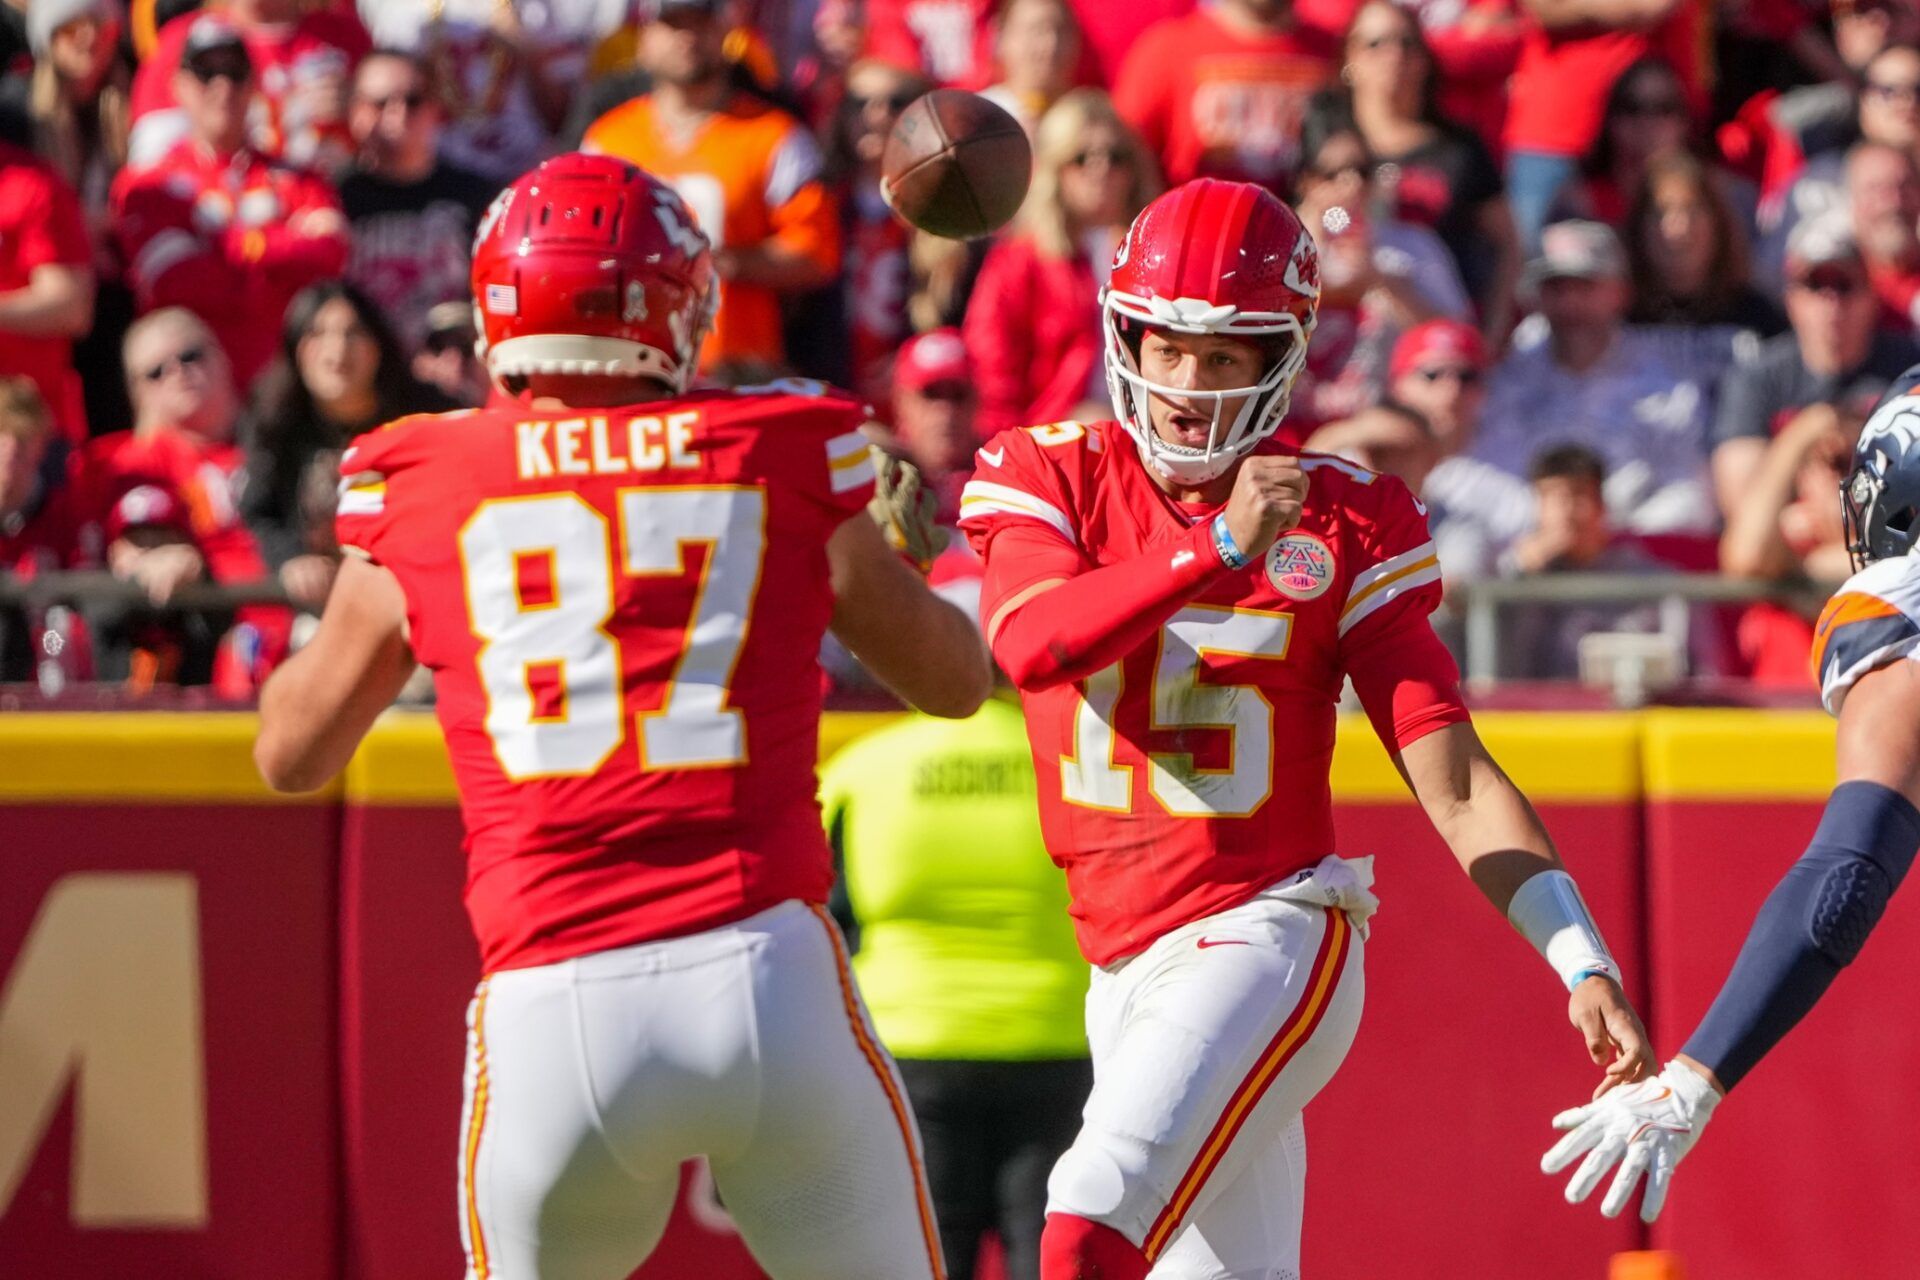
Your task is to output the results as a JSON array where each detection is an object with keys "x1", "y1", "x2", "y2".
[
  {"x1": 1504, "y1": 4, "x2": 1704, "y2": 157},
  {"x1": 111, "y1": 142, "x2": 348, "y2": 388},
  {"x1": 960, "y1": 420, "x2": 1467, "y2": 963},
  {"x1": 0, "y1": 142, "x2": 91, "y2": 442},
  {"x1": 129, "y1": 10, "x2": 369, "y2": 170},
  {"x1": 1112, "y1": 10, "x2": 1335, "y2": 193},
  {"x1": 333, "y1": 388, "x2": 878, "y2": 973}
]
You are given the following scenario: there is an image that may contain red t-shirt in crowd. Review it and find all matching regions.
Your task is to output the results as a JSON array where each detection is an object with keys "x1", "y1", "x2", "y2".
[
  {"x1": 1113, "y1": 9, "x2": 1336, "y2": 193},
  {"x1": 129, "y1": 10, "x2": 370, "y2": 170},
  {"x1": 1504, "y1": 1, "x2": 1705, "y2": 158},
  {"x1": 0, "y1": 142, "x2": 91, "y2": 443},
  {"x1": 333, "y1": 389, "x2": 878, "y2": 973},
  {"x1": 1067, "y1": 0, "x2": 1195, "y2": 86},
  {"x1": 863, "y1": 0, "x2": 998, "y2": 87}
]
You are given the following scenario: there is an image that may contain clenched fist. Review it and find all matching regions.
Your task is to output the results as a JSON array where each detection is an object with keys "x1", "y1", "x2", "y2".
[{"x1": 1222, "y1": 456, "x2": 1309, "y2": 560}]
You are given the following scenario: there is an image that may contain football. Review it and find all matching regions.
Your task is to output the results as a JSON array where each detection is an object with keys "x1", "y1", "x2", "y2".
[{"x1": 880, "y1": 89, "x2": 1033, "y2": 240}]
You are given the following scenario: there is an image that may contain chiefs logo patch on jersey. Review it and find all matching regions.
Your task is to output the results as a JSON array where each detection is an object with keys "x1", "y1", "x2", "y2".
[{"x1": 1266, "y1": 531, "x2": 1335, "y2": 600}]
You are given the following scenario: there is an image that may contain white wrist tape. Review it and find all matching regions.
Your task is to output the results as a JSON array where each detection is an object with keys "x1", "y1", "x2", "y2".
[{"x1": 1507, "y1": 869, "x2": 1620, "y2": 992}]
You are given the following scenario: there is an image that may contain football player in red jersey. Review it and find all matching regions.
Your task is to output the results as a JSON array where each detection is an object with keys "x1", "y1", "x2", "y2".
[
  {"x1": 957, "y1": 177, "x2": 1655, "y2": 1280},
  {"x1": 254, "y1": 154, "x2": 988, "y2": 1280}
]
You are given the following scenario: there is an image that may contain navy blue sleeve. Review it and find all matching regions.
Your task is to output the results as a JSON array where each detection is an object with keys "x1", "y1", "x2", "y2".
[{"x1": 1681, "y1": 781, "x2": 1920, "y2": 1090}]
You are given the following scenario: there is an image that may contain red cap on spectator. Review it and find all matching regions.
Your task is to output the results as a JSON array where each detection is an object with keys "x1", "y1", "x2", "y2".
[
  {"x1": 104, "y1": 483, "x2": 187, "y2": 542},
  {"x1": 894, "y1": 328, "x2": 972, "y2": 394},
  {"x1": 1390, "y1": 319, "x2": 1488, "y2": 382}
]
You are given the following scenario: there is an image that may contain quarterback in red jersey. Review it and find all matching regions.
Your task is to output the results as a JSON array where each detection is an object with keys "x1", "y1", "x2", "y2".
[
  {"x1": 958, "y1": 178, "x2": 1654, "y2": 1280},
  {"x1": 255, "y1": 155, "x2": 988, "y2": 1279}
]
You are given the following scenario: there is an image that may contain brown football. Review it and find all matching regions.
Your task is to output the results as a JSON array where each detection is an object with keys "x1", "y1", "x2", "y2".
[{"x1": 880, "y1": 90, "x2": 1033, "y2": 240}]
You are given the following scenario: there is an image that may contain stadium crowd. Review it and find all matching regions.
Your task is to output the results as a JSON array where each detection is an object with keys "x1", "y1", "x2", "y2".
[{"x1": 0, "y1": 0, "x2": 1910, "y2": 693}]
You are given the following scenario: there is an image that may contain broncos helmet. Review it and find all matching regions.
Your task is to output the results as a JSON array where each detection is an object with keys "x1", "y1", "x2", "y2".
[{"x1": 1845, "y1": 368, "x2": 1920, "y2": 570}]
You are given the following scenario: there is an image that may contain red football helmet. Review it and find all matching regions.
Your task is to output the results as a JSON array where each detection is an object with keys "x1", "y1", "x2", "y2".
[
  {"x1": 470, "y1": 153, "x2": 717, "y2": 391},
  {"x1": 1102, "y1": 178, "x2": 1321, "y2": 484}
]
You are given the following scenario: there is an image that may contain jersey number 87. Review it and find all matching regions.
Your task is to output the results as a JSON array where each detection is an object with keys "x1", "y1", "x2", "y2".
[{"x1": 457, "y1": 486, "x2": 766, "y2": 780}]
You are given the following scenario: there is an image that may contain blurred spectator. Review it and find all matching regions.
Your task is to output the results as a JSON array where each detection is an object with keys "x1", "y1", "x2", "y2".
[
  {"x1": 1113, "y1": 0, "x2": 1334, "y2": 193},
  {"x1": 1289, "y1": 118, "x2": 1470, "y2": 434},
  {"x1": 1400, "y1": 0, "x2": 1521, "y2": 153},
  {"x1": 111, "y1": 19, "x2": 350, "y2": 392},
  {"x1": 1388, "y1": 319, "x2": 1538, "y2": 584},
  {"x1": 1324, "y1": 0, "x2": 1518, "y2": 341},
  {"x1": 0, "y1": 135, "x2": 92, "y2": 443},
  {"x1": 129, "y1": 0, "x2": 368, "y2": 171},
  {"x1": 81, "y1": 309, "x2": 281, "y2": 690},
  {"x1": 1762, "y1": 42, "x2": 1920, "y2": 291},
  {"x1": 412, "y1": 299, "x2": 489, "y2": 406},
  {"x1": 339, "y1": 49, "x2": 497, "y2": 353},
  {"x1": 963, "y1": 88, "x2": 1154, "y2": 438},
  {"x1": 1503, "y1": 0, "x2": 1700, "y2": 252},
  {"x1": 819, "y1": 688, "x2": 1090, "y2": 1280},
  {"x1": 585, "y1": 0, "x2": 840, "y2": 375},
  {"x1": 979, "y1": 0, "x2": 1081, "y2": 136},
  {"x1": 1720, "y1": 402, "x2": 1859, "y2": 682},
  {"x1": 1303, "y1": 401, "x2": 1440, "y2": 491},
  {"x1": 1499, "y1": 442, "x2": 1685, "y2": 679},
  {"x1": 14, "y1": 0, "x2": 129, "y2": 217},
  {"x1": 1628, "y1": 151, "x2": 1781, "y2": 332},
  {"x1": 864, "y1": 0, "x2": 997, "y2": 88},
  {"x1": 1847, "y1": 139, "x2": 1920, "y2": 331},
  {"x1": 357, "y1": 0, "x2": 623, "y2": 185},
  {"x1": 1559, "y1": 56, "x2": 1693, "y2": 231},
  {"x1": 1475, "y1": 220, "x2": 1716, "y2": 533},
  {"x1": 0, "y1": 378, "x2": 86, "y2": 682},
  {"x1": 890, "y1": 327, "x2": 977, "y2": 516},
  {"x1": 789, "y1": 0, "x2": 868, "y2": 132},
  {"x1": 243, "y1": 281, "x2": 457, "y2": 610},
  {"x1": 821, "y1": 58, "x2": 930, "y2": 403},
  {"x1": 1711, "y1": 216, "x2": 1917, "y2": 516}
]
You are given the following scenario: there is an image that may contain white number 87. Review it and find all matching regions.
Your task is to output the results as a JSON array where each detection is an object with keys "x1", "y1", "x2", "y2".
[{"x1": 458, "y1": 486, "x2": 766, "y2": 780}]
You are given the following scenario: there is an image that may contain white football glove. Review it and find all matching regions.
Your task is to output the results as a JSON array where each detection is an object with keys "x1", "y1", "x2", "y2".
[{"x1": 1540, "y1": 1058, "x2": 1721, "y2": 1222}]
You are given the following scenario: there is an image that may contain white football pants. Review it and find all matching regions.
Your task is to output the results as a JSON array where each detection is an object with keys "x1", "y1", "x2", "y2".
[
  {"x1": 1045, "y1": 856, "x2": 1374, "y2": 1280},
  {"x1": 456, "y1": 899, "x2": 944, "y2": 1280}
]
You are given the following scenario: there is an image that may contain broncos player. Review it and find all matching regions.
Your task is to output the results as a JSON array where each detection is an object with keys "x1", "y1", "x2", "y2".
[{"x1": 1543, "y1": 380, "x2": 1920, "y2": 1222}]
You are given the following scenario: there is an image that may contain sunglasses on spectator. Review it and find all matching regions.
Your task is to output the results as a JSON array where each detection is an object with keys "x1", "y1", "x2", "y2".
[
  {"x1": 1067, "y1": 146, "x2": 1132, "y2": 169},
  {"x1": 1618, "y1": 97, "x2": 1686, "y2": 119},
  {"x1": 1414, "y1": 365, "x2": 1483, "y2": 386},
  {"x1": 1359, "y1": 33, "x2": 1422, "y2": 52},
  {"x1": 1309, "y1": 159, "x2": 1373, "y2": 183},
  {"x1": 360, "y1": 90, "x2": 430, "y2": 113},
  {"x1": 1866, "y1": 80, "x2": 1920, "y2": 105},
  {"x1": 187, "y1": 54, "x2": 252, "y2": 85},
  {"x1": 423, "y1": 328, "x2": 476, "y2": 355},
  {"x1": 849, "y1": 90, "x2": 918, "y2": 113},
  {"x1": 141, "y1": 346, "x2": 209, "y2": 383},
  {"x1": 1791, "y1": 269, "x2": 1865, "y2": 296}
]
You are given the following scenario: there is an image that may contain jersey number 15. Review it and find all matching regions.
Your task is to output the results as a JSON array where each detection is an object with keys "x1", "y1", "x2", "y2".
[{"x1": 458, "y1": 487, "x2": 765, "y2": 781}]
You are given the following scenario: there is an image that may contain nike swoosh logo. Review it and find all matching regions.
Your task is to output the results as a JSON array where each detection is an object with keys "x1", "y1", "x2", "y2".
[
  {"x1": 979, "y1": 448, "x2": 1004, "y2": 467},
  {"x1": 1196, "y1": 936, "x2": 1251, "y2": 949}
]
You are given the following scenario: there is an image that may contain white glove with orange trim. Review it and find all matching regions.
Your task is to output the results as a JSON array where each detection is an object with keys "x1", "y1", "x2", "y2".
[{"x1": 1540, "y1": 1058, "x2": 1720, "y2": 1222}]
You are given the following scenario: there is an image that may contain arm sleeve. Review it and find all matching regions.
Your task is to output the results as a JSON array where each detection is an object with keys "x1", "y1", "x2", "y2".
[
  {"x1": 14, "y1": 166, "x2": 89, "y2": 270},
  {"x1": 765, "y1": 125, "x2": 841, "y2": 273},
  {"x1": 237, "y1": 173, "x2": 350, "y2": 285},
  {"x1": 114, "y1": 177, "x2": 238, "y2": 314},
  {"x1": 1812, "y1": 586, "x2": 1920, "y2": 714},
  {"x1": 1680, "y1": 780, "x2": 1920, "y2": 1090},
  {"x1": 980, "y1": 519, "x2": 1226, "y2": 690}
]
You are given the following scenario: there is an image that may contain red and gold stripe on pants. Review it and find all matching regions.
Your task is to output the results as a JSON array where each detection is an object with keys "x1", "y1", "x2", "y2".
[
  {"x1": 807, "y1": 904, "x2": 947, "y2": 1280},
  {"x1": 1142, "y1": 909, "x2": 1354, "y2": 1261},
  {"x1": 462, "y1": 978, "x2": 493, "y2": 1280}
]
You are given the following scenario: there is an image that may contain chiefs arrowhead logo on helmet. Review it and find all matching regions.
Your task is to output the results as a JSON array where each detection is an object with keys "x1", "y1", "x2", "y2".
[{"x1": 1283, "y1": 230, "x2": 1321, "y2": 301}]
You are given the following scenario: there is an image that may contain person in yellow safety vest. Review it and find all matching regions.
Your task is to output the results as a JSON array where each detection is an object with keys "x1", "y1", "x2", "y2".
[{"x1": 820, "y1": 686, "x2": 1090, "y2": 1280}]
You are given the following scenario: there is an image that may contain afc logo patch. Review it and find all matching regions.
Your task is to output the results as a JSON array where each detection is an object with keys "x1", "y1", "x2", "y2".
[{"x1": 1265, "y1": 531, "x2": 1335, "y2": 600}]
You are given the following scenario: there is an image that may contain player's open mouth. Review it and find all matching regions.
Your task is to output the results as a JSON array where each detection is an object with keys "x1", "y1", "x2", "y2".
[{"x1": 1161, "y1": 411, "x2": 1213, "y2": 447}]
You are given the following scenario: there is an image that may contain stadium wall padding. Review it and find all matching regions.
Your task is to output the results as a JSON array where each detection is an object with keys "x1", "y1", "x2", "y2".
[{"x1": 0, "y1": 710, "x2": 1911, "y2": 1279}]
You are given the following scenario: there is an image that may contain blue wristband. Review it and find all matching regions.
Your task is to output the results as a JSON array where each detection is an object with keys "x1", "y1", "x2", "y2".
[
  {"x1": 1211, "y1": 514, "x2": 1249, "y2": 570},
  {"x1": 1571, "y1": 968, "x2": 1615, "y2": 988}
]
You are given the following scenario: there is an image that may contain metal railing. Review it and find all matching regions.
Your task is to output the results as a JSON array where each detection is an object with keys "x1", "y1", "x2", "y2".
[{"x1": 1454, "y1": 572, "x2": 1838, "y2": 685}]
